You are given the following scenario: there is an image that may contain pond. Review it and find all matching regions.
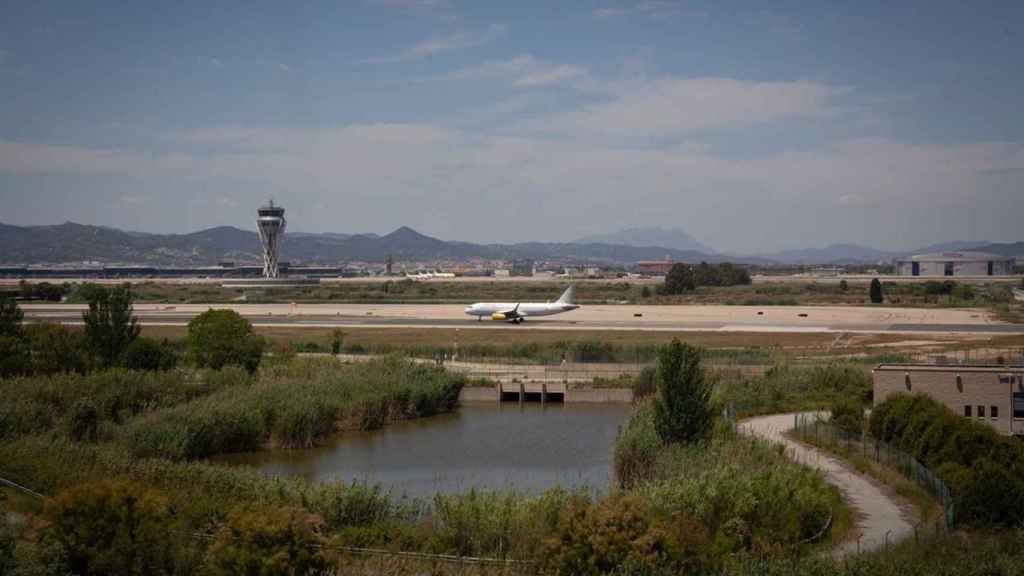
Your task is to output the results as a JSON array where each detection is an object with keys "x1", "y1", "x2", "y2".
[{"x1": 216, "y1": 402, "x2": 631, "y2": 498}]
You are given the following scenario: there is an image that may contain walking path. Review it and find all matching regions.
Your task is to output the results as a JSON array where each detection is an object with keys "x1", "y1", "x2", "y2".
[{"x1": 739, "y1": 413, "x2": 914, "y2": 556}]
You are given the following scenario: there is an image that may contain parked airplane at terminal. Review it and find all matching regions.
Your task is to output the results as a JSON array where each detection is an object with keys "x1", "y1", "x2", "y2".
[{"x1": 464, "y1": 285, "x2": 579, "y2": 323}]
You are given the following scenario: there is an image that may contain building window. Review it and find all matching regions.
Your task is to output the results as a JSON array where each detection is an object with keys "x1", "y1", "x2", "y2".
[
  {"x1": 956, "y1": 374, "x2": 963, "y2": 392},
  {"x1": 905, "y1": 374, "x2": 911, "y2": 391},
  {"x1": 965, "y1": 405, "x2": 972, "y2": 417},
  {"x1": 988, "y1": 261, "x2": 994, "y2": 276},
  {"x1": 978, "y1": 405, "x2": 985, "y2": 418},
  {"x1": 944, "y1": 262, "x2": 954, "y2": 276},
  {"x1": 1014, "y1": 392, "x2": 1024, "y2": 419},
  {"x1": 991, "y1": 406, "x2": 998, "y2": 419}
]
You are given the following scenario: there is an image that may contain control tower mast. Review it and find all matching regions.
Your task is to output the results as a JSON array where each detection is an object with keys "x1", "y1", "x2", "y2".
[{"x1": 256, "y1": 200, "x2": 286, "y2": 278}]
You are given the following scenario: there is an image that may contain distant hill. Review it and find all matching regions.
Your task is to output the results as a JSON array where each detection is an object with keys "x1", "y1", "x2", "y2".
[
  {"x1": 759, "y1": 244, "x2": 895, "y2": 265},
  {"x1": 976, "y1": 242, "x2": 1024, "y2": 259},
  {"x1": 576, "y1": 227, "x2": 713, "y2": 254},
  {"x1": 0, "y1": 222, "x2": 736, "y2": 266},
  {"x1": 2, "y1": 221, "x2": 1015, "y2": 267}
]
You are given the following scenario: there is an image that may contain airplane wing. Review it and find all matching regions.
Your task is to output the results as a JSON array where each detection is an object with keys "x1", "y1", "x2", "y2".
[{"x1": 497, "y1": 303, "x2": 523, "y2": 317}]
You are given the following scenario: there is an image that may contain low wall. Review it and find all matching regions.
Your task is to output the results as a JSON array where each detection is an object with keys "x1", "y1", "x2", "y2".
[
  {"x1": 567, "y1": 388, "x2": 634, "y2": 403},
  {"x1": 459, "y1": 386, "x2": 633, "y2": 404}
]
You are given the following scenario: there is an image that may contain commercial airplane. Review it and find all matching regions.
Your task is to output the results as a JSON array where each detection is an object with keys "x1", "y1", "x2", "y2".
[{"x1": 464, "y1": 285, "x2": 579, "y2": 323}]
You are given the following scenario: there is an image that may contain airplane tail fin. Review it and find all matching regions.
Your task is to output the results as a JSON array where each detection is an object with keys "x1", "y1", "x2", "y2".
[{"x1": 556, "y1": 285, "x2": 576, "y2": 304}]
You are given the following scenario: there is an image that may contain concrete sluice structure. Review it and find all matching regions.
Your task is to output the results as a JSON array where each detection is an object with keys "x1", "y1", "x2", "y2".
[{"x1": 459, "y1": 382, "x2": 633, "y2": 404}]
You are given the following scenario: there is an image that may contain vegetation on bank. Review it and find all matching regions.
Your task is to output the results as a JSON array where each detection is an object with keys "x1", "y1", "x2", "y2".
[
  {"x1": 120, "y1": 357, "x2": 464, "y2": 459},
  {"x1": 869, "y1": 394, "x2": 1024, "y2": 527},
  {"x1": 714, "y1": 363, "x2": 872, "y2": 417}
]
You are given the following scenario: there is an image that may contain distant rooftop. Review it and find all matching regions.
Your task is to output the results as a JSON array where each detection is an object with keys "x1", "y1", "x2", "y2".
[
  {"x1": 875, "y1": 364, "x2": 1024, "y2": 372},
  {"x1": 902, "y1": 251, "x2": 1010, "y2": 263}
]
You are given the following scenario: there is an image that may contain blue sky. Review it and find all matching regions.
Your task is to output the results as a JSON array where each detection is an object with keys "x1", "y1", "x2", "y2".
[{"x1": 1, "y1": 0, "x2": 1022, "y2": 252}]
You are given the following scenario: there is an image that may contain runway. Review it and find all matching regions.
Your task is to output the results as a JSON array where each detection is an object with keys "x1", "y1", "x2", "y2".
[{"x1": 19, "y1": 303, "x2": 1024, "y2": 335}]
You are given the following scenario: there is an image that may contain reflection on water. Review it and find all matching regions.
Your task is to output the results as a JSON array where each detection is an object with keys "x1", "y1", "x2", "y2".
[{"x1": 215, "y1": 402, "x2": 630, "y2": 498}]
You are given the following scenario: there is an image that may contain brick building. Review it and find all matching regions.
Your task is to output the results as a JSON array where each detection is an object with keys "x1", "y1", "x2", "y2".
[{"x1": 872, "y1": 364, "x2": 1024, "y2": 436}]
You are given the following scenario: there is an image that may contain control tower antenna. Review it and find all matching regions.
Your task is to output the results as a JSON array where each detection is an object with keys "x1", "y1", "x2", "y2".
[{"x1": 256, "y1": 200, "x2": 287, "y2": 278}]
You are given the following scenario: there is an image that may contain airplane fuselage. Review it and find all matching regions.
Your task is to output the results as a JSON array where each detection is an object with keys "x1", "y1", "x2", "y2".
[{"x1": 463, "y1": 302, "x2": 579, "y2": 321}]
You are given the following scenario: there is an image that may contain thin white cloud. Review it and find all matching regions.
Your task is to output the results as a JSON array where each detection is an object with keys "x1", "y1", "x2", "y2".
[
  {"x1": 3, "y1": 127, "x2": 1023, "y2": 250},
  {"x1": 278, "y1": 63, "x2": 290, "y2": 72},
  {"x1": 531, "y1": 77, "x2": 843, "y2": 138},
  {"x1": 513, "y1": 64, "x2": 587, "y2": 87},
  {"x1": 436, "y1": 54, "x2": 588, "y2": 89},
  {"x1": 363, "y1": 24, "x2": 505, "y2": 64},
  {"x1": 593, "y1": 7, "x2": 629, "y2": 19},
  {"x1": 593, "y1": 1, "x2": 691, "y2": 21},
  {"x1": 208, "y1": 58, "x2": 223, "y2": 68}
]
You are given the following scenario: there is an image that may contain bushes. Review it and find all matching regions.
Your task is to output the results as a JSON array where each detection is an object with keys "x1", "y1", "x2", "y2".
[
  {"x1": 124, "y1": 337, "x2": 179, "y2": 371},
  {"x1": 0, "y1": 368, "x2": 252, "y2": 441},
  {"x1": 716, "y1": 363, "x2": 872, "y2": 416},
  {"x1": 205, "y1": 506, "x2": 330, "y2": 576},
  {"x1": 541, "y1": 495, "x2": 710, "y2": 575},
  {"x1": 43, "y1": 480, "x2": 185, "y2": 575},
  {"x1": 869, "y1": 393, "x2": 1024, "y2": 527},
  {"x1": 613, "y1": 402, "x2": 662, "y2": 489},
  {"x1": 829, "y1": 394, "x2": 865, "y2": 434},
  {"x1": 187, "y1": 309, "x2": 265, "y2": 373}
]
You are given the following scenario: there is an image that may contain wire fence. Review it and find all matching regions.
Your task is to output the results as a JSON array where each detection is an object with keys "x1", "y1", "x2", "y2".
[{"x1": 792, "y1": 413, "x2": 955, "y2": 528}]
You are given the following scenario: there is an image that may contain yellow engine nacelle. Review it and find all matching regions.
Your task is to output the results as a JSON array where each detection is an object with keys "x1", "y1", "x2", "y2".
[{"x1": 491, "y1": 313, "x2": 506, "y2": 321}]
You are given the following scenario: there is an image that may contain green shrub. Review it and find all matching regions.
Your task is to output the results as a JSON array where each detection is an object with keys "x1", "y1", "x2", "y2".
[
  {"x1": 613, "y1": 402, "x2": 662, "y2": 488},
  {"x1": 0, "y1": 334, "x2": 30, "y2": 378},
  {"x1": 43, "y1": 480, "x2": 184, "y2": 575},
  {"x1": 541, "y1": 494, "x2": 710, "y2": 575},
  {"x1": 124, "y1": 337, "x2": 179, "y2": 371},
  {"x1": 869, "y1": 393, "x2": 1024, "y2": 527},
  {"x1": 0, "y1": 502, "x2": 15, "y2": 576},
  {"x1": 187, "y1": 309, "x2": 265, "y2": 373},
  {"x1": 23, "y1": 323, "x2": 92, "y2": 375},
  {"x1": 829, "y1": 395, "x2": 864, "y2": 434},
  {"x1": 205, "y1": 506, "x2": 330, "y2": 576},
  {"x1": 633, "y1": 366, "x2": 657, "y2": 399}
]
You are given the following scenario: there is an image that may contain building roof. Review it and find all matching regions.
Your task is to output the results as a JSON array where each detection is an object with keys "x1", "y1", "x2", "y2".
[
  {"x1": 875, "y1": 364, "x2": 1024, "y2": 372},
  {"x1": 900, "y1": 251, "x2": 1010, "y2": 263}
]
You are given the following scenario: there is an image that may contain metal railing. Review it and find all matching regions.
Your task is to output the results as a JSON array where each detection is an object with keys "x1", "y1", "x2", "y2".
[{"x1": 792, "y1": 414, "x2": 955, "y2": 528}]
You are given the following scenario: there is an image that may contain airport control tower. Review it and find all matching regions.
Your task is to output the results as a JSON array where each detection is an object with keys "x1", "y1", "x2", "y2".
[{"x1": 256, "y1": 200, "x2": 287, "y2": 278}]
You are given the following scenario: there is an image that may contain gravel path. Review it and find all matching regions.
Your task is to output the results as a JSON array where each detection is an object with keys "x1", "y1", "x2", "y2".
[{"x1": 739, "y1": 413, "x2": 914, "y2": 556}]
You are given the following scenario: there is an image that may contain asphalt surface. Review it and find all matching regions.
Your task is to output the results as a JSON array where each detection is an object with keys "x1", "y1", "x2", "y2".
[{"x1": 19, "y1": 303, "x2": 1024, "y2": 335}]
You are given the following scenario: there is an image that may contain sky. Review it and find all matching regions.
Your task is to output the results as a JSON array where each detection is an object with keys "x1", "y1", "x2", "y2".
[{"x1": 1, "y1": 0, "x2": 1023, "y2": 254}]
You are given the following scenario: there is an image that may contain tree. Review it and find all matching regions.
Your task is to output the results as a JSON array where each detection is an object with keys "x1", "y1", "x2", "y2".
[
  {"x1": 869, "y1": 278, "x2": 884, "y2": 304},
  {"x1": 652, "y1": 339, "x2": 714, "y2": 443},
  {"x1": 0, "y1": 335, "x2": 30, "y2": 378},
  {"x1": 187, "y1": 309, "x2": 265, "y2": 373},
  {"x1": 124, "y1": 337, "x2": 179, "y2": 372},
  {"x1": 838, "y1": 279, "x2": 849, "y2": 292},
  {"x1": 663, "y1": 263, "x2": 696, "y2": 295},
  {"x1": 0, "y1": 297, "x2": 23, "y2": 338},
  {"x1": 330, "y1": 329, "x2": 345, "y2": 355},
  {"x1": 640, "y1": 285, "x2": 652, "y2": 298},
  {"x1": 25, "y1": 323, "x2": 91, "y2": 375},
  {"x1": 82, "y1": 284, "x2": 140, "y2": 367}
]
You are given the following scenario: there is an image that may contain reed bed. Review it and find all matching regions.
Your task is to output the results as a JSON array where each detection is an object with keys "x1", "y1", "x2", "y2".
[
  {"x1": 118, "y1": 356, "x2": 465, "y2": 460},
  {"x1": 0, "y1": 367, "x2": 252, "y2": 440}
]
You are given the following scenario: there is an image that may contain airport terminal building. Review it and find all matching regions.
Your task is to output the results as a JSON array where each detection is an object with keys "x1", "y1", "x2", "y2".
[{"x1": 895, "y1": 251, "x2": 1015, "y2": 277}]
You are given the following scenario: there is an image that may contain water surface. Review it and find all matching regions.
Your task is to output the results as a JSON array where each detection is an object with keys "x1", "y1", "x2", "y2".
[{"x1": 217, "y1": 403, "x2": 630, "y2": 498}]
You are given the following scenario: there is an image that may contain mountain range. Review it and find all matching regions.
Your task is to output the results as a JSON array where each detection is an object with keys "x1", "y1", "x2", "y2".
[
  {"x1": 575, "y1": 227, "x2": 714, "y2": 254},
  {"x1": 0, "y1": 222, "x2": 1019, "y2": 267}
]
